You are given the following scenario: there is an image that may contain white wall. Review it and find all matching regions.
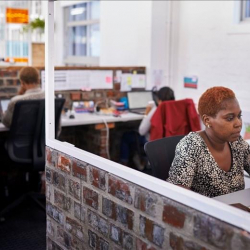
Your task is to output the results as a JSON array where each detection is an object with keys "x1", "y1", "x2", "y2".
[
  {"x1": 172, "y1": 1, "x2": 250, "y2": 112},
  {"x1": 99, "y1": 1, "x2": 152, "y2": 67},
  {"x1": 54, "y1": 1, "x2": 250, "y2": 110},
  {"x1": 55, "y1": 1, "x2": 172, "y2": 89}
]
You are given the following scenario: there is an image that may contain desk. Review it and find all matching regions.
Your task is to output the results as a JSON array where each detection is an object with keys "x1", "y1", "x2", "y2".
[
  {"x1": 0, "y1": 112, "x2": 144, "y2": 132},
  {"x1": 61, "y1": 112, "x2": 144, "y2": 127},
  {"x1": 213, "y1": 188, "x2": 250, "y2": 207},
  {"x1": 0, "y1": 112, "x2": 143, "y2": 132}
]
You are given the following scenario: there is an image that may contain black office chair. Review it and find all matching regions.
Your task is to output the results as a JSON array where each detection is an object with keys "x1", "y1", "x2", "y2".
[
  {"x1": 144, "y1": 135, "x2": 185, "y2": 180},
  {"x1": 0, "y1": 98, "x2": 65, "y2": 218}
]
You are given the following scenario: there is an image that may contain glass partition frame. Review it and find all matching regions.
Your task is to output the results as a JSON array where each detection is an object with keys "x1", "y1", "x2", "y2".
[{"x1": 45, "y1": 0, "x2": 250, "y2": 233}]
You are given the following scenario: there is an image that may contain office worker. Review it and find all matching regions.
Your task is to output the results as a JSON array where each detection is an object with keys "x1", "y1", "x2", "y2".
[
  {"x1": 2, "y1": 66, "x2": 45, "y2": 128},
  {"x1": 120, "y1": 87, "x2": 175, "y2": 170},
  {"x1": 167, "y1": 86, "x2": 250, "y2": 198},
  {"x1": 139, "y1": 86, "x2": 175, "y2": 140}
]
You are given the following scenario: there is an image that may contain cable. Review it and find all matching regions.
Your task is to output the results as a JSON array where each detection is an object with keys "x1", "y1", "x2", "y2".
[{"x1": 101, "y1": 118, "x2": 110, "y2": 160}]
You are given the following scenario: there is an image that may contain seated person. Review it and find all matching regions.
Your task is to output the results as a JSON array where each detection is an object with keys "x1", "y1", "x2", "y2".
[
  {"x1": 1, "y1": 66, "x2": 45, "y2": 127},
  {"x1": 120, "y1": 87, "x2": 175, "y2": 170},
  {"x1": 167, "y1": 86, "x2": 250, "y2": 197},
  {"x1": 139, "y1": 86, "x2": 175, "y2": 140}
]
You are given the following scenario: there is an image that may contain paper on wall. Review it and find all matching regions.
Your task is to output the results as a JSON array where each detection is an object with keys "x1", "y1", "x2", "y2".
[
  {"x1": 131, "y1": 74, "x2": 146, "y2": 88},
  {"x1": 120, "y1": 73, "x2": 132, "y2": 91},
  {"x1": 41, "y1": 70, "x2": 113, "y2": 90}
]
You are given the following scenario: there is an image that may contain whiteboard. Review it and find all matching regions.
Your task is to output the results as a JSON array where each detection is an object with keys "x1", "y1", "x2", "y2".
[{"x1": 41, "y1": 70, "x2": 113, "y2": 90}]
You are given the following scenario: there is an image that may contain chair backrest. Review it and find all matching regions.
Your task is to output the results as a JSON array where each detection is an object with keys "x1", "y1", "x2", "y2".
[
  {"x1": 144, "y1": 135, "x2": 185, "y2": 180},
  {"x1": 7, "y1": 98, "x2": 65, "y2": 171},
  {"x1": 150, "y1": 99, "x2": 201, "y2": 141}
]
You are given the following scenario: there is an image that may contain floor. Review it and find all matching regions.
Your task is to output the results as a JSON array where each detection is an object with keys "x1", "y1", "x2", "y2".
[
  {"x1": 0, "y1": 165, "x2": 152, "y2": 250},
  {"x1": 0, "y1": 197, "x2": 46, "y2": 250}
]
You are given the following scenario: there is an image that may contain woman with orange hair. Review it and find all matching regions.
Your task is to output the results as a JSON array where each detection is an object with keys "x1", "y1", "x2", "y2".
[{"x1": 167, "y1": 86, "x2": 250, "y2": 197}]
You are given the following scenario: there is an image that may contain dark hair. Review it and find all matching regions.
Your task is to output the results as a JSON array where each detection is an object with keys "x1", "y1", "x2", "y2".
[
  {"x1": 198, "y1": 86, "x2": 235, "y2": 117},
  {"x1": 19, "y1": 66, "x2": 39, "y2": 84},
  {"x1": 157, "y1": 87, "x2": 175, "y2": 101}
]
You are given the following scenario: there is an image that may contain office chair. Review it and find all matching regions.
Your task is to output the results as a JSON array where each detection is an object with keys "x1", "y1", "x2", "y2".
[
  {"x1": 144, "y1": 135, "x2": 184, "y2": 180},
  {"x1": 0, "y1": 98, "x2": 65, "y2": 218},
  {"x1": 150, "y1": 99, "x2": 201, "y2": 141}
]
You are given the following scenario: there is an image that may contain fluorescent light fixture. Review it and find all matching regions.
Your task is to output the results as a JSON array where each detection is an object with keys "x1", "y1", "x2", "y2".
[{"x1": 71, "y1": 7, "x2": 85, "y2": 16}]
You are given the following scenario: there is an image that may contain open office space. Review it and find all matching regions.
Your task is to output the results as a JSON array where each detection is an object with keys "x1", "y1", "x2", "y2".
[{"x1": 0, "y1": 1, "x2": 250, "y2": 250}]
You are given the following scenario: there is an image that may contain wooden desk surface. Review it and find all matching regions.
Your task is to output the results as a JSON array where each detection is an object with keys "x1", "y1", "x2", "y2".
[{"x1": 0, "y1": 112, "x2": 144, "y2": 132}]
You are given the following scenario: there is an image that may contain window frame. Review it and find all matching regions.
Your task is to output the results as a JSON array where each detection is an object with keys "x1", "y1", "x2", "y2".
[
  {"x1": 46, "y1": 0, "x2": 250, "y2": 233},
  {"x1": 241, "y1": 0, "x2": 250, "y2": 21},
  {"x1": 63, "y1": 0, "x2": 100, "y2": 66}
]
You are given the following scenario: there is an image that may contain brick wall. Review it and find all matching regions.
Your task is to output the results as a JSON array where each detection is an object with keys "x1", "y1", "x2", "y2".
[
  {"x1": 46, "y1": 147, "x2": 250, "y2": 250},
  {"x1": 0, "y1": 67, "x2": 145, "y2": 108}
]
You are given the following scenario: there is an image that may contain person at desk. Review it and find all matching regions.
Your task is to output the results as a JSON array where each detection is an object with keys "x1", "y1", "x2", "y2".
[
  {"x1": 1, "y1": 66, "x2": 45, "y2": 128},
  {"x1": 167, "y1": 86, "x2": 250, "y2": 198},
  {"x1": 120, "y1": 87, "x2": 175, "y2": 170},
  {"x1": 139, "y1": 86, "x2": 175, "y2": 140}
]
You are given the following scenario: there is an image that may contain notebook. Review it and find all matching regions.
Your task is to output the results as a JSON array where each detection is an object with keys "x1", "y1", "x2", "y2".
[{"x1": 127, "y1": 91, "x2": 153, "y2": 115}]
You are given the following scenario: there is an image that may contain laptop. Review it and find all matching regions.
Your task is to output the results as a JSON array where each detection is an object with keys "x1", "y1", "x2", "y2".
[
  {"x1": 0, "y1": 99, "x2": 11, "y2": 120},
  {"x1": 127, "y1": 91, "x2": 153, "y2": 115}
]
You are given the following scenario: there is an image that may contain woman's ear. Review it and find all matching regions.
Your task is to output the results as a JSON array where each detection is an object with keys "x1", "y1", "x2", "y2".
[
  {"x1": 202, "y1": 114, "x2": 211, "y2": 128},
  {"x1": 202, "y1": 114, "x2": 209, "y2": 125}
]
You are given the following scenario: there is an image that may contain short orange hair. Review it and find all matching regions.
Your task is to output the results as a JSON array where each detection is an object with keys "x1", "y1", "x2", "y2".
[{"x1": 198, "y1": 86, "x2": 236, "y2": 117}]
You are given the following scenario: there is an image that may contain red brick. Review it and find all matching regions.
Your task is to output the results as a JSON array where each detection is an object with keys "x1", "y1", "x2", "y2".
[
  {"x1": 47, "y1": 202, "x2": 65, "y2": 225},
  {"x1": 123, "y1": 232, "x2": 134, "y2": 250},
  {"x1": 82, "y1": 91, "x2": 94, "y2": 100},
  {"x1": 102, "y1": 197, "x2": 116, "y2": 220},
  {"x1": 46, "y1": 148, "x2": 52, "y2": 165},
  {"x1": 47, "y1": 219, "x2": 55, "y2": 237},
  {"x1": 102, "y1": 197, "x2": 134, "y2": 230},
  {"x1": 46, "y1": 147, "x2": 57, "y2": 167},
  {"x1": 74, "y1": 201, "x2": 86, "y2": 222},
  {"x1": 194, "y1": 214, "x2": 233, "y2": 249},
  {"x1": 65, "y1": 217, "x2": 84, "y2": 241},
  {"x1": 169, "y1": 232, "x2": 208, "y2": 250},
  {"x1": 110, "y1": 224, "x2": 122, "y2": 245},
  {"x1": 72, "y1": 159, "x2": 87, "y2": 181},
  {"x1": 114, "y1": 83, "x2": 121, "y2": 91},
  {"x1": 54, "y1": 189, "x2": 71, "y2": 212},
  {"x1": 139, "y1": 216, "x2": 164, "y2": 247},
  {"x1": 52, "y1": 171, "x2": 66, "y2": 192},
  {"x1": 162, "y1": 205, "x2": 185, "y2": 228},
  {"x1": 134, "y1": 188, "x2": 157, "y2": 217},
  {"x1": 47, "y1": 237, "x2": 64, "y2": 250},
  {"x1": 57, "y1": 155, "x2": 71, "y2": 173},
  {"x1": 71, "y1": 235, "x2": 85, "y2": 250},
  {"x1": 82, "y1": 186, "x2": 99, "y2": 210},
  {"x1": 68, "y1": 179, "x2": 81, "y2": 200},
  {"x1": 108, "y1": 175, "x2": 133, "y2": 204},
  {"x1": 136, "y1": 238, "x2": 157, "y2": 250},
  {"x1": 57, "y1": 226, "x2": 72, "y2": 249},
  {"x1": 88, "y1": 230, "x2": 109, "y2": 250},
  {"x1": 106, "y1": 90, "x2": 115, "y2": 97},
  {"x1": 88, "y1": 209, "x2": 109, "y2": 237},
  {"x1": 89, "y1": 166, "x2": 106, "y2": 191}
]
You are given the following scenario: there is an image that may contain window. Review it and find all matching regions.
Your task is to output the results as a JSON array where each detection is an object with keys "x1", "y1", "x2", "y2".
[
  {"x1": 64, "y1": 1, "x2": 100, "y2": 65},
  {"x1": 242, "y1": 0, "x2": 250, "y2": 21}
]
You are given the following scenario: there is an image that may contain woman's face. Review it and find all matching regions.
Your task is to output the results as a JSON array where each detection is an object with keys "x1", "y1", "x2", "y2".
[{"x1": 208, "y1": 98, "x2": 242, "y2": 142}]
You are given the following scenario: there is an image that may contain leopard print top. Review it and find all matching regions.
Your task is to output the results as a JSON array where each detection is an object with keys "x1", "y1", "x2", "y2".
[{"x1": 167, "y1": 132, "x2": 250, "y2": 197}]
